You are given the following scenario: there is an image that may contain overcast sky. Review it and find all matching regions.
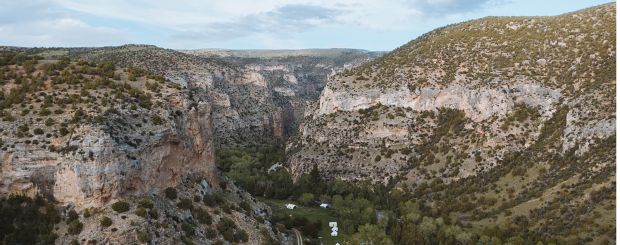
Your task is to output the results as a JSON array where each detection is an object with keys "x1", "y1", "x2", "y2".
[{"x1": 0, "y1": 0, "x2": 613, "y2": 51}]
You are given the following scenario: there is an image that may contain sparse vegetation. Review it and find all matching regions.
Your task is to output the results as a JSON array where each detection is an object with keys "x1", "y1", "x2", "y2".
[{"x1": 111, "y1": 201, "x2": 130, "y2": 213}]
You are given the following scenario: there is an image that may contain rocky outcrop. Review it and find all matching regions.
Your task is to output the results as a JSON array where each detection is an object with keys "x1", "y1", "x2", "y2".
[
  {"x1": 0, "y1": 58, "x2": 218, "y2": 208},
  {"x1": 317, "y1": 83, "x2": 562, "y2": 121}
]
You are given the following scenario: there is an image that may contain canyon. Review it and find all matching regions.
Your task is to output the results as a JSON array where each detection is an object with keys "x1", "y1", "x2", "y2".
[{"x1": 0, "y1": 3, "x2": 615, "y2": 244}]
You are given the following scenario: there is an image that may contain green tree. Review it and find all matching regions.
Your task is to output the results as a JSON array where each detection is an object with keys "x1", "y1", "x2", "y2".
[
  {"x1": 298, "y1": 193, "x2": 315, "y2": 206},
  {"x1": 351, "y1": 224, "x2": 393, "y2": 245}
]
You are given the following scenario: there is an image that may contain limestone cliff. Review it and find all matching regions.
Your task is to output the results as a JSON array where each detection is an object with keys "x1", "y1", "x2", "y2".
[{"x1": 0, "y1": 55, "x2": 217, "y2": 207}]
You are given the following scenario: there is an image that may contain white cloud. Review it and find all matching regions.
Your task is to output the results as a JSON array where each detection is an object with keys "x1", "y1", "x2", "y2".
[
  {"x1": 1, "y1": 0, "x2": 497, "y2": 48},
  {"x1": 51, "y1": 0, "x2": 493, "y2": 31},
  {"x1": 0, "y1": 16, "x2": 131, "y2": 47}
]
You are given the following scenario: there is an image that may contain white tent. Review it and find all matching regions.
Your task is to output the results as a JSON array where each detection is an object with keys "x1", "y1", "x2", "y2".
[
  {"x1": 319, "y1": 203, "x2": 330, "y2": 208},
  {"x1": 285, "y1": 204, "x2": 297, "y2": 209},
  {"x1": 331, "y1": 230, "x2": 338, "y2": 237},
  {"x1": 329, "y1": 222, "x2": 337, "y2": 228}
]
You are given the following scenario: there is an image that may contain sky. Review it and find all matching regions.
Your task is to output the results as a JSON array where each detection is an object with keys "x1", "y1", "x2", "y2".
[{"x1": 0, "y1": 0, "x2": 614, "y2": 51}]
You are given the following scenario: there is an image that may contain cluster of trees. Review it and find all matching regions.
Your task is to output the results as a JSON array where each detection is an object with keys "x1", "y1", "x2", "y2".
[{"x1": 0, "y1": 195, "x2": 61, "y2": 244}]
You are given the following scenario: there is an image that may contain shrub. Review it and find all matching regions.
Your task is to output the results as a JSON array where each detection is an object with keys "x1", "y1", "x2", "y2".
[
  {"x1": 194, "y1": 208, "x2": 212, "y2": 224},
  {"x1": 39, "y1": 108, "x2": 51, "y2": 116},
  {"x1": 111, "y1": 201, "x2": 130, "y2": 213},
  {"x1": 203, "y1": 194, "x2": 216, "y2": 207},
  {"x1": 205, "y1": 227, "x2": 217, "y2": 239},
  {"x1": 239, "y1": 201, "x2": 251, "y2": 213},
  {"x1": 83, "y1": 208, "x2": 91, "y2": 218},
  {"x1": 181, "y1": 236, "x2": 196, "y2": 245},
  {"x1": 33, "y1": 128, "x2": 44, "y2": 135},
  {"x1": 298, "y1": 193, "x2": 315, "y2": 206},
  {"x1": 66, "y1": 209, "x2": 79, "y2": 223},
  {"x1": 148, "y1": 208, "x2": 159, "y2": 219},
  {"x1": 135, "y1": 207, "x2": 147, "y2": 218},
  {"x1": 217, "y1": 217, "x2": 237, "y2": 233},
  {"x1": 234, "y1": 230, "x2": 249, "y2": 243},
  {"x1": 181, "y1": 223, "x2": 195, "y2": 237},
  {"x1": 44, "y1": 118, "x2": 55, "y2": 126},
  {"x1": 151, "y1": 115, "x2": 164, "y2": 125},
  {"x1": 223, "y1": 229, "x2": 234, "y2": 242},
  {"x1": 164, "y1": 187, "x2": 177, "y2": 200},
  {"x1": 222, "y1": 204, "x2": 231, "y2": 214},
  {"x1": 67, "y1": 220, "x2": 83, "y2": 235},
  {"x1": 100, "y1": 216, "x2": 112, "y2": 227},
  {"x1": 138, "y1": 199, "x2": 154, "y2": 209},
  {"x1": 136, "y1": 229, "x2": 152, "y2": 243},
  {"x1": 59, "y1": 127, "x2": 69, "y2": 136},
  {"x1": 177, "y1": 198, "x2": 193, "y2": 210}
]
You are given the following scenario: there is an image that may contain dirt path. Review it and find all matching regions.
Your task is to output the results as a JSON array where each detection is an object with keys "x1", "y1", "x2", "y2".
[{"x1": 292, "y1": 228, "x2": 303, "y2": 245}]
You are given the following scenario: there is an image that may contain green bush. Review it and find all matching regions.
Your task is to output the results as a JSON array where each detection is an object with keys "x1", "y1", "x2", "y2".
[
  {"x1": 223, "y1": 229, "x2": 234, "y2": 242},
  {"x1": 181, "y1": 223, "x2": 195, "y2": 237},
  {"x1": 33, "y1": 128, "x2": 44, "y2": 135},
  {"x1": 177, "y1": 198, "x2": 193, "y2": 210},
  {"x1": 234, "y1": 229, "x2": 249, "y2": 243},
  {"x1": 59, "y1": 127, "x2": 69, "y2": 136},
  {"x1": 239, "y1": 201, "x2": 251, "y2": 213},
  {"x1": 67, "y1": 220, "x2": 83, "y2": 235},
  {"x1": 164, "y1": 187, "x2": 177, "y2": 200},
  {"x1": 194, "y1": 208, "x2": 212, "y2": 224},
  {"x1": 44, "y1": 118, "x2": 55, "y2": 126},
  {"x1": 136, "y1": 229, "x2": 152, "y2": 243},
  {"x1": 148, "y1": 208, "x2": 159, "y2": 219},
  {"x1": 100, "y1": 216, "x2": 112, "y2": 227},
  {"x1": 111, "y1": 201, "x2": 130, "y2": 213},
  {"x1": 138, "y1": 199, "x2": 154, "y2": 209},
  {"x1": 66, "y1": 209, "x2": 79, "y2": 223},
  {"x1": 135, "y1": 207, "x2": 147, "y2": 218},
  {"x1": 217, "y1": 217, "x2": 237, "y2": 234},
  {"x1": 205, "y1": 227, "x2": 217, "y2": 239},
  {"x1": 151, "y1": 115, "x2": 164, "y2": 125},
  {"x1": 298, "y1": 193, "x2": 315, "y2": 206}
]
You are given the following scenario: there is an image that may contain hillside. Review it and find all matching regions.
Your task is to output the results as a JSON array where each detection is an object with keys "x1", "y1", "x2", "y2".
[
  {"x1": 0, "y1": 51, "x2": 281, "y2": 244},
  {"x1": 288, "y1": 3, "x2": 615, "y2": 243}
]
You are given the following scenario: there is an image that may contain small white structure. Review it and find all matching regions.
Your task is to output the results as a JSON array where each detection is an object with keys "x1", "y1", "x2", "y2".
[
  {"x1": 319, "y1": 203, "x2": 330, "y2": 208},
  {"x1": 329, "y1": 221, "x2": 338, "y2": 237},
  {"x1": 285, "y1": 204, "x2": 297, "y2": 210}
]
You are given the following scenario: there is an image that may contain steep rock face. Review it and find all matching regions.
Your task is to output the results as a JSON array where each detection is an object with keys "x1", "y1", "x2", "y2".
[
  {"x1": 0, "y1": 57, "x2": 217, "y2": 207},
  {"x1": 317, "y1": 83, "x2": 562, "y2": 121}
]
